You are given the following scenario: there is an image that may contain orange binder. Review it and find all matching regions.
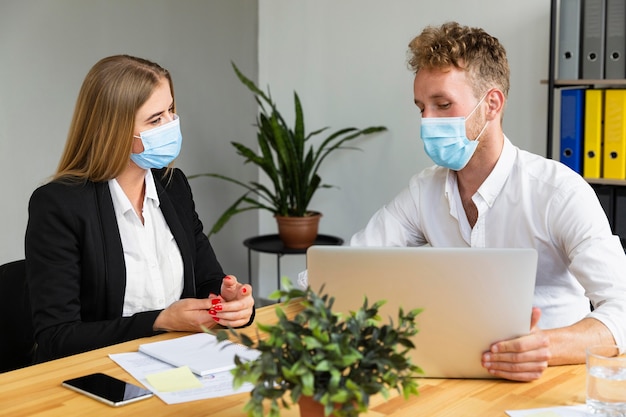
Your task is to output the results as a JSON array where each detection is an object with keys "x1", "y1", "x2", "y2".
[
  {"x1": 584, "y1": 89, "x2": 603, "y2": 179},
  {"x1": 603, "y1": 89, "x2": 626, "y2": 179}
]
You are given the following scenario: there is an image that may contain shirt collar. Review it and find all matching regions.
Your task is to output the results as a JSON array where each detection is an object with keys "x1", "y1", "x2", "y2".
[
  {"x1": 144, "y1": 169, "x2": 159, "y2": 206},
  {"x1": 109, "y1": 169, "x2": 160, "y2": 217},
  {"x1": 476, "y1": 135, "x2": 515, "y2": 207},
  {"x1": 444, "y1": 135, "x2": 515, "y2": 207}
]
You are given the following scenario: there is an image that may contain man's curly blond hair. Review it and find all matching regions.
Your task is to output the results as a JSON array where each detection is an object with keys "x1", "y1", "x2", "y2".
[{"x1": 408, "y1": 22, "x2": 510, "y2": 100}]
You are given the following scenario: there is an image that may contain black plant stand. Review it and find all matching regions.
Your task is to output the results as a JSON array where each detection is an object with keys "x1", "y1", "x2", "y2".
[{"x1": 243, "y1": 234, "x2": 343, "y2": 291}]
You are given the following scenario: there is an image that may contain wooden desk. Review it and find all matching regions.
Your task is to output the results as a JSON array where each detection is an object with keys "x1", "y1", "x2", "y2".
[{"x1": 0, "y1": 302, "x2": 586, "y2": 417}]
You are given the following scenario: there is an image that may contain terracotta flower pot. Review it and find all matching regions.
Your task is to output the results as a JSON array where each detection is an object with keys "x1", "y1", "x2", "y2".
[
  {"x1": 298, "y1": 395, "x2": 342, "y2": 417},
  {"x1": 275, "y1": 212, "x2": 322, "y2": 249}
]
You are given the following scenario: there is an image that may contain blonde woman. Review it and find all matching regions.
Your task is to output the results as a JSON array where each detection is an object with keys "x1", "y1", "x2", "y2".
[{"x1": 26, "y1": 55, "x2": 254, "y2": 362}]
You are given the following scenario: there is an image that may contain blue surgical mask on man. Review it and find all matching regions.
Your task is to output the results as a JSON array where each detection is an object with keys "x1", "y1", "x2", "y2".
[
  {"x1": 420, "y1": 93, "x2": 489, "y2": 171},
  {"x1": 131, "y1": 114, "x2": 182, "y2": 169}
]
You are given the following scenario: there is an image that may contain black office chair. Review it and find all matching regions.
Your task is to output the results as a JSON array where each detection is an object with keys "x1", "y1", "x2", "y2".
[{"x1": 0, "y1": 259, "x2": 36, "y2": 372}]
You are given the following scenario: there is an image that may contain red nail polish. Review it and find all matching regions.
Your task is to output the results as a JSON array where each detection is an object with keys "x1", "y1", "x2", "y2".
[
  {"x1": 211, "y1": 298, "x2": 221, "y2": 305},
  {"x1": 208, "y1": 309, "x2": 216, "y2": 315},
  {"x1": 213, "y1": 317, "x2": 220, "y2": 322},
  {"x1": 223, "y1": 275, "x2": 232, "y2": 280},
  {"x1": 242, "y1": 287, "x2": 247, "y2": 294},
  {"x1": 214, "y1": 305, "x2": 223, "y2": 311}
]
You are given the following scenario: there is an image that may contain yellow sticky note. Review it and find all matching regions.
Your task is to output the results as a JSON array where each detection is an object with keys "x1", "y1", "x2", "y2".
[{"x1": 146, "y1": 366, "x2": 203, "y2": 392}]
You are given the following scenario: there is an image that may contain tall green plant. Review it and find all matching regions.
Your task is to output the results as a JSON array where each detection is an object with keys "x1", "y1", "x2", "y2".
[
  {"x1": 215, "y1": 279, "x2": 422, "y2": 417},
  {"x1": 189, "y1": 63, "x2": 387, "y2": 235}
]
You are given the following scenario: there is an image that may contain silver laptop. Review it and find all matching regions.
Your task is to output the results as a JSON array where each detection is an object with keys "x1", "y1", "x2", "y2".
[{"x1": 306, "y1": 246, "x2": 538, "y2": 379}]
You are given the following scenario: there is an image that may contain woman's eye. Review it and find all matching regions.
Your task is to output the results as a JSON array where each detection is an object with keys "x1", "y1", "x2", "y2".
[
  {"x1": 438, "y1": 103, "x2": 451, "y2": 110},
  {"x1": 150, "y1": 117, "x2": 161, "y2": 126}
]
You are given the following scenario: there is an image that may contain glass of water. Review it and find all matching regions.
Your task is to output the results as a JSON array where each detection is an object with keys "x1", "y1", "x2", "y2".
[{"x1": 586, "y1": 345, "x2": 626, "y2": 416}]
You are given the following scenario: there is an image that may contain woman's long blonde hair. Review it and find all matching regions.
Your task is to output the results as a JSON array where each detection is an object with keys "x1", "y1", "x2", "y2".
[{"x1": 54, "y1": 55, "x2": 175, "y2": 182}]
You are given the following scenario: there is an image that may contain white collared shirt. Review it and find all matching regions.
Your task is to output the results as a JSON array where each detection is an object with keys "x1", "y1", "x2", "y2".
[
  {"x1": 109, "y1": 170, "x2": 184, "y2": 317},
  {"x1": 351, "y1": 136, "x2": 626, "y2": 345}
]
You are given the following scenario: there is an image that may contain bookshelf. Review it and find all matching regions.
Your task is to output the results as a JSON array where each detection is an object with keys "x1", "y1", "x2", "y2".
[
  {"x1": 546, "y1": 0, "x2": 626, "y2": 247},
  {"x1": 542, "y1": 79, "x2": 626, "y2": 86}
]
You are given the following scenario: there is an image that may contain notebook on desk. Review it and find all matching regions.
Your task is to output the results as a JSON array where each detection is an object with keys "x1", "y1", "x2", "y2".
[
  {"x1": 306, "y1": 246, "x2": 538, "y2": 379},
  {"x1": 138, "y1": 333, "x2": 260, "y2": 376}
]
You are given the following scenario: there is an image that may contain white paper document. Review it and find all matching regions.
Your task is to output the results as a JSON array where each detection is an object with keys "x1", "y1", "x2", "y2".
[
  {"x1": 109, "y1": 352, "x2": 253, "y2": 404},
  {"x1": 506, "y1": 404, "x2": 594, "y2": 417},
  {"x1": 138, "y1": 332, "x2": 261, "y2": 376}
]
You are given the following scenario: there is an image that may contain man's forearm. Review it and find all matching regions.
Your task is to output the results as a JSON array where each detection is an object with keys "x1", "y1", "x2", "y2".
[{"x1": 545, "y1": 317, "x2": 616, "y2": 366}]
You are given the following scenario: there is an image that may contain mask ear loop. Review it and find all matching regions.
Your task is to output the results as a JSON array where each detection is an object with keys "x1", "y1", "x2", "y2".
[
  {"x1": 473, "y1": 120, "x2": 489, "y2": 141},
  {"x1": 465, "y1": 90, "x2": 490, "y2": 121},
  {"x1": 466, "y1": 90, "x2": 491, "y2": 142}
]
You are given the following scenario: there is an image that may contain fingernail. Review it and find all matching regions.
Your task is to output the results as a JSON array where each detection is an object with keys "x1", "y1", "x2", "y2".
[
  {"x1": 223, "y1": 275, "x2": 232, "y2": 280},
  {"x1": 211, "y1": 298, "x2": 221, "y2": 305},
  {"x1": 208, "y1": 309, "x2": 216, "y2": 315},
  {"x1": 213, "y1": 317, "x2": 220, "y2": 322},
  {"x1": 214, "y1": 305, "x2": 223, "y2": 311},
  {"x1": 242, "y1": 287, "x2": 247, "y2": 294}
]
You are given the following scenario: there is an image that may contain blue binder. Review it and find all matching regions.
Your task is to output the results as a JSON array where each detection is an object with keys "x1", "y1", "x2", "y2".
[{"x1": 560, "y1": 89, "x2": 585, "y2": 173}]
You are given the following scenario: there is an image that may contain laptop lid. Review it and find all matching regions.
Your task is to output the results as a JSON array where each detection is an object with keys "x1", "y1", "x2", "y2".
[{"x1": 305, "y1": 246, "x2": 538, "y2": 379}]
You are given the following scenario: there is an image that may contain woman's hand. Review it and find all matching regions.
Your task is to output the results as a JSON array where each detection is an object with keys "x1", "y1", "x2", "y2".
[
  {"x1": 207, "y1": 275, "x2": 254, "y2": 327},
  {"x1": 153, "y1": 298, "x2": 222, "y2": 332},
  {"x1": 153, "y1": 275, "x2": 254, "y2": 332}
]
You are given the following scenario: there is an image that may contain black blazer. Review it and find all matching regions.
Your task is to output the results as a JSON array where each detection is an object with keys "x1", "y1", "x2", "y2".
[{"x1": 25, "y1": 168, "x2": 227, "y2": 362}]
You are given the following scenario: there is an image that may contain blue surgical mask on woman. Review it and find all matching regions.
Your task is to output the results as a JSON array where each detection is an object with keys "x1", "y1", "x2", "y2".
[
  {"x1": 420, "y1": 93, "x2": 489, "y2": 171},
  {"x1": 131, "y1": 114, "x2": 182, "y2": 169}
]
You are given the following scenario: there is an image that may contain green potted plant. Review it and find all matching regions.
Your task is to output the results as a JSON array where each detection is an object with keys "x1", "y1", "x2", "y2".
[
  {"x1": 190, "y1": 63, "x2": 387, "y2": 248},
  {"x1": 215, "y1": 278, "x2": 422, "y2": 417}
]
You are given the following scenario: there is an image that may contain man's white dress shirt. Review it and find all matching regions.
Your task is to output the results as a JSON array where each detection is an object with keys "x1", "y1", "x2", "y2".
[{"x1": 351, "y1": 137, "x2": 626, "y2": 345}]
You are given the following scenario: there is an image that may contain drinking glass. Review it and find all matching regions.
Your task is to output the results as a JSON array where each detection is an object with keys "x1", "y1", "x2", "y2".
[{"x1": 586, "y1": 345, "x2": 626, "y2": 416}]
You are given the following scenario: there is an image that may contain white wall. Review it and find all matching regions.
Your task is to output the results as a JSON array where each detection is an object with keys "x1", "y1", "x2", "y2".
[
  {"x1": 0, "y1": 0, "x2": 551, "y2": 301},
  {"x1": 255, "y1": 0, "x2": 551, "y2": 298},
  {"x1": 0, "y1": 0, "x2": 259, "y2": 282}
]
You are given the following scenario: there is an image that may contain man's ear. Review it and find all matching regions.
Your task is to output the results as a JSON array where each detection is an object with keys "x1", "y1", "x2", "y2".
[{"x1": 484, "y1": 88, "x2": 505, "y2": 121}]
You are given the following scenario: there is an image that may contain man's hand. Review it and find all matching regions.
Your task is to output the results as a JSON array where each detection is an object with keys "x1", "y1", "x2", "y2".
[{"x1": 481, "y1": 307, "x2": 551, "y2": 381}]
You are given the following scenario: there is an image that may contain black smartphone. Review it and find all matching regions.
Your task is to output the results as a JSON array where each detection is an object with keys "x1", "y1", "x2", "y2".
[{"x1": 62, "y1": 372, "x2": 153, "y2": 407}]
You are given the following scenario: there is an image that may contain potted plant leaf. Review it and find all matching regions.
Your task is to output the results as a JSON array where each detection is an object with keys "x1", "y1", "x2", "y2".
[
  {"x1": 215, "y1": 278, "x2": 422, "y2": 417},
  {"x1": 190, "y1": 63, "x2": 387, "y2": 249}
]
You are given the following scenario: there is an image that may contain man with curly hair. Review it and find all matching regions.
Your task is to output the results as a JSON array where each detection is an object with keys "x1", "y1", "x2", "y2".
[{"x1": 352, "y1": 22, "x2": 626, "y2": 382}]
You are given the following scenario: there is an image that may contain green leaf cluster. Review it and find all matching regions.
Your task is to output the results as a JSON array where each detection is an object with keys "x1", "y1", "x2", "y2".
[
  {"x1": 216, "y1": 278, "x2": 422, "y2": 417},
  {"x1": 189, "y1": 63, "x2": 387, "y2": 235}
]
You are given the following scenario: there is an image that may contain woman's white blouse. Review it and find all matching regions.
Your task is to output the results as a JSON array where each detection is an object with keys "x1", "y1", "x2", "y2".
[{"x1": 109, "y1": 169, "x2": 184, "y2": 317}]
